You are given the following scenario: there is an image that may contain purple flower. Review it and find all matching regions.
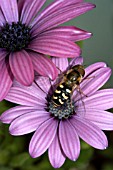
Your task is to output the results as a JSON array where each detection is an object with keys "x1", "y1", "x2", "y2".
[
  {"x1": 0, "y1": 0, "x2": 95, "y2": 101},
  {"x1": 1, "y1": 56, "x2": 113, "y2": 168}
]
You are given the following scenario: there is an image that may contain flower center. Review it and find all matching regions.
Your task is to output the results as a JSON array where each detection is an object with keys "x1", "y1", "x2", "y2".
[
  {"x1": 0, "y1": 22, "x2": 31, "y2": 52},
  {"x1": 49, "y1": 99, "x2": 74, "y2": 119}
]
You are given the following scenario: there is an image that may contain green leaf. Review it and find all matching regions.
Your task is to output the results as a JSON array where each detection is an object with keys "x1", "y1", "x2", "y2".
[
  {"x1": 9, "y1": 152, "x2": 30, "y2": 168},
  {"x1": 0, "y1": 150, "x2": 10, "y2": 165},
  {"x1": 76, "y1": 41, "x2": 83, "y2": 48},
  {"x1": 0, "y1": 166, "x2": 13, "y2": 170}
]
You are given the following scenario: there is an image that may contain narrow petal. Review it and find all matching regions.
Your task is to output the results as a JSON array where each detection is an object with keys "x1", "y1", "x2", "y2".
[
  {"x1": 12, "y1": 80, "x2": 46, "y2": 101},
  {"x1": 31, "y1": 0, "x2": 69, "y2": 30},
  {"x1": 0, "y1": 59, "x2": 13, "y2": 101},
  {"x1": 69, "y1": 56, "x2": 83, "y2": 66},
  {"x1": 73, "y1": 67, "x2": 112, "y2": 101},
  {"x1": 9, "y1": 110, "x2": 50, "y2": 135},
  {"x1": 0, "y1": 0, "x2": 18, "y2": 23},
  {"x1": 0, "y1": 50, "x2": 8, "y2": 62},
  {"x1": 31, "y1": 0, "x2": 83, "y2": 29},
  {"x1": 82, "y1": 89, "x2": 113, "y2": 110},
  {"x1": 29, "y1": 118, "x2": 58, "y2": 158},
  {"x1": 32, "y1": 2, "x2": 95, "y2": 35},
  {"x1": 59, "y1": 120, "x2": 80, "y2": 161},
  {"x1": 52, "y1": 57, "x2": 68, "y2": 72},
  {"x1": 78, "y1": 108, "x2": 113, "y2": 130},
  {"x1": 29, "y1": 37, "x2": 81, "y2": 58},
  {"x1": 0, "y1": 106, "x2": 38, "y2": 124},
  {"x1": 18, "y1": 0, "x2": 25, "y2": 15},
  {"x1": 0, "y1": 9, "x2": 6, "y2": 26},
  {"x1": 49, "y1": 134, "x2": 66, "y2": 168},
  {"x1": 84, "y1": 62, "x2": 107, "y2": 78},
  {"x1": 5, "y1": 86, "x2": 46, "y2": 106},
  {"x1": 38, "y1": 26, "x2": 92, "y2": 42},
  {"x1": 9, "y1": 50, "x2": 34, "y2": 86},
  {"x1": 81, "y1": 67, "x2": 111, "y2": 96},
  {"x1": 72, "y1": 62, "x2": 108, "y2": 100},
  {"x1": 20, "y1": 0, "x2": 46, "y2": 25},
  {"x1": 35, "y1": 76, "x2": 51, "y2": 94},
  {"x1": 71, "y1": 116, "x2": 108, "y2": 149},
  {"x1": 30, "y1": 52, "x2": 58, "y2": 80}
]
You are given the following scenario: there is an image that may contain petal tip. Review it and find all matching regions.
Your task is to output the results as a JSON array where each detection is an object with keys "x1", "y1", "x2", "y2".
[
  {"x1": 0, "y1": 115, "x2": 8, "y2": 124},
  {"x1": 22, "y1": 81, "x2": 33, "y2": 86},
  {"x1": 93, "y1": 4, "x2": 96, "y2": 9},
  {"x1": 87, "y1": 32, "x2": 93, "y2": 37},
  {"x1": 29, "y1": 151, "x2": 36, "y2": 158},
  {"x1": 9, "y1": 125, "x2": 18, "y2": 136},
  {"x1": 88, "y1": 3, "x2": 96, "y2": 9}
]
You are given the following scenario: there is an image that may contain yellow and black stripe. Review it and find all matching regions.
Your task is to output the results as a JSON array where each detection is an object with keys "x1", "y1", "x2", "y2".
[{"x1": 52, "y1": 83, "x2": 72, "y2": 106}]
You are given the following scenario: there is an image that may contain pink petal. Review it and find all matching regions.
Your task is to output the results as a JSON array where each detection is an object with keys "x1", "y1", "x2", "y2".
[
  {"x1": 29, "y1": 36, "x2": 81, "y2": 58},
  {"x1": 0, "y1": 59, "x2": 13, "y2": 101},
  {"x1": 31, "y1": 0, "x2": 69, "y2": 30},
  {"x1": 69, "y1": 56, "x2": 83, "y2": 66},
  {"x1": 20, "y1": 0, "x2": 46, "y2": 25},
  {"x1": 52, "y1": 57, "x2": 68, "y2": 72},
  {"x1": 84, "y1": 62, "x2": 107, "y2": 78},
  {"x1": 80, "y1": 108, "x2": 113, "y2": 130},
  {"x1": 72, "y1": 62, "x2": 108, "y2": 100},
  {"x1": 38, "y1": 26, "x2": 92, "y2": 42},
  {"x1": 35, "y1": 76, "x2": 51, "y2": 94},
  {"x1": 41, "y1": 0, "x2": 84, "y2": 24},
  {"x1": 71, "y1": 116, "x2": 108, "y2": 149},
  {"x1": 29, "y1": 118, "x2": 58, "y2": 158},
  {"x1": 18, "y1": 0, "x2": 25, "y2": 15},
  {"x1": 81, "y1": 67, "x2": 111, "y2": 96},
  {"x1": 0, "y1": 50, "x2": 8, "y2": 62},
  {"x1": 12, "y1": 80, "x2": 47, "y2": 101},
  {"x1": 5, "y1": 86, "x2": 46, "y2": 106},
  {"x1": 32, "y1": 0, "x2": 83, "y2": 28},
  {"x1": 49, "y1": 134, "x2": 66, "y2": 168},
  {"x1": 82, "y1": 89, "x2": 113, "y2": 110},
  {"x1": 30, "y1": 52, "x2": 58, "y2": 80},
  {"x1": 0, "y1": 9, "x2": 6, "y2": 26},
  {"x1": 59, "y1": 120, "x2": 80, "y2": 161},
  {"x1": 9, "y1": 110, "x2": 50, "y2": 135},
  {"x1": 73, "y1": 67, "x2": 112, "y2": 101},
  {"x1": 32, "y1": 2, "x2": 95, "y2": 35},
  {"x1": 0, "y1": 0, "x2": 18, "y2": 23},
  {"x1": 9, "y1": 50, "x2": 34, "y2": 86},
  {"x1": 0, "y1": 105, "x2": 38, "y2": 124}
]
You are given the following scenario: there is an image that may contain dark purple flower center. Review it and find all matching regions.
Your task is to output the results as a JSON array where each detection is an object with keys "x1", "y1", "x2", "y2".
[
  {"x1": 49, "y1": 99, "x2": 74, "y2": 119},
  {"x1": 0, "y1": 22, "x2": 31, "y2": 52}
]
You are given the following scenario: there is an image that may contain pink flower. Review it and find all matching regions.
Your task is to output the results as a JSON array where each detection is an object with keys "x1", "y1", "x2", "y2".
[
  {"x1": 0, "y1": 0, "x2": 95, "y2": 100},
  {"x1": 1, "y1": 56, "x2": 113, "y2": 168}
]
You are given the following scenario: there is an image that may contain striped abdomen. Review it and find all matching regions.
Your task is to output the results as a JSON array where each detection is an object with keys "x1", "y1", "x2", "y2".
[{"x1": 52, "y1": 83, "x2": 72, "y2": 106}]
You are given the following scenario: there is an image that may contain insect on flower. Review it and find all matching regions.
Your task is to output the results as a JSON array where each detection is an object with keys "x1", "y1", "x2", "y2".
[
  {"x1": 51, "y1": 65, "x2": 85, "y2": 106},
  {"x1": 1, "y1": 57, "x2": 113, "y2": 168},
  {"x1": 49, "y1": 65, "x2": 85, "y2": 119}
]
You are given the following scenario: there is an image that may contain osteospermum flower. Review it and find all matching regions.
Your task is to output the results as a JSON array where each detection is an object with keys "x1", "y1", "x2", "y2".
[
  {"x1": 1, "y1": 56, "x2": 113, "y2": 168},
  {"x1": 0, "y1": 0, "x2": 95, "y2": 101}
]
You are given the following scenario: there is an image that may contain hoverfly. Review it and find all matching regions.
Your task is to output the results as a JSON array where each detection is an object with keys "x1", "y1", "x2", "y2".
[{"x1": 51, "y1": 65, "x2": 85, "y2": 107}]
